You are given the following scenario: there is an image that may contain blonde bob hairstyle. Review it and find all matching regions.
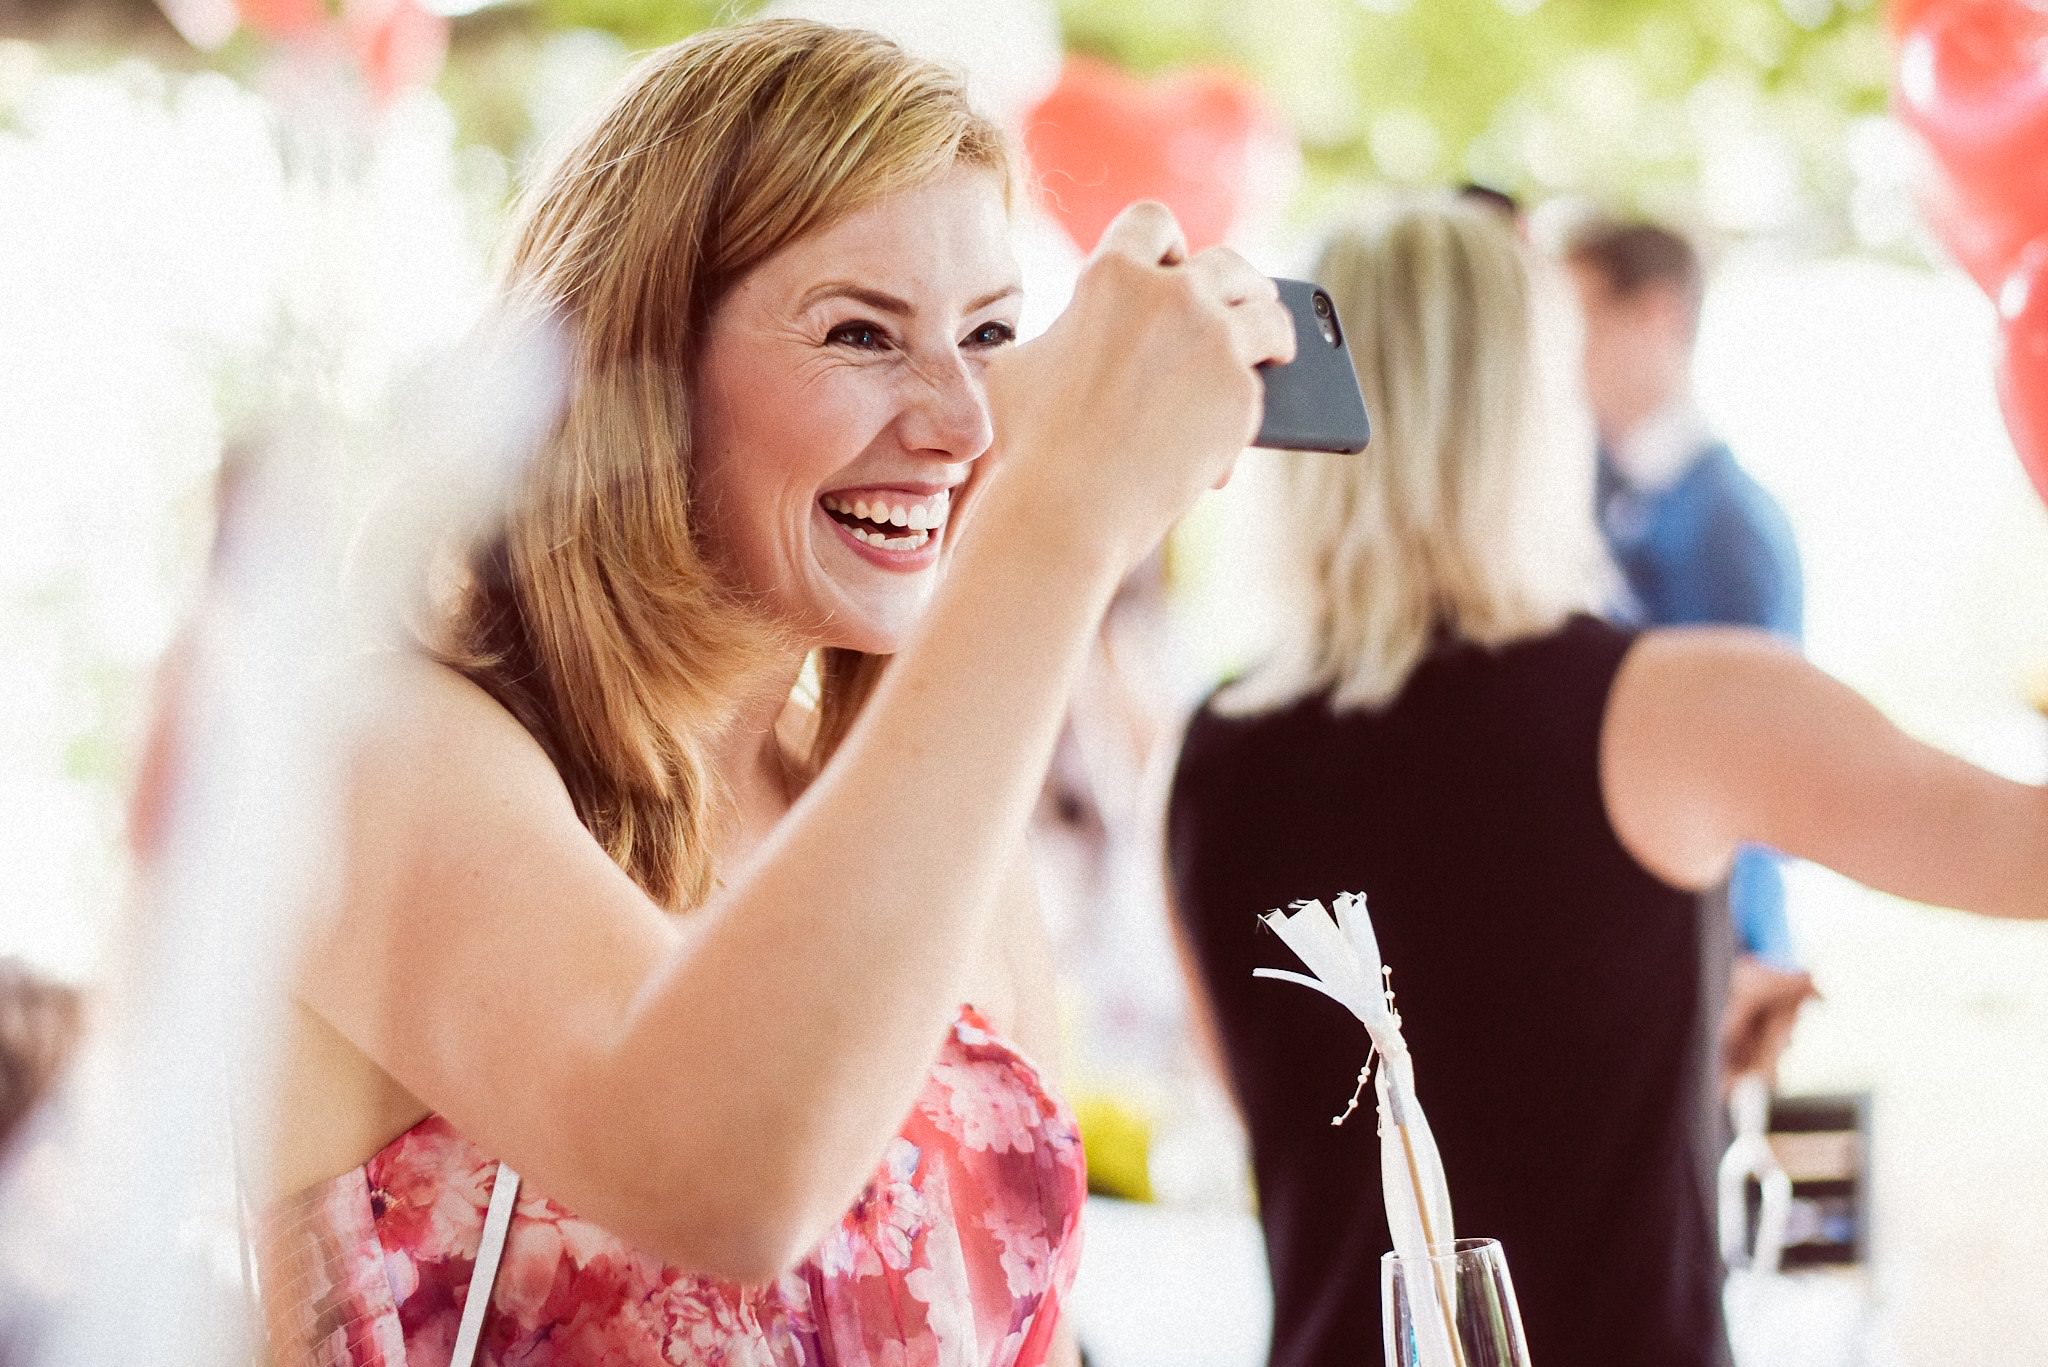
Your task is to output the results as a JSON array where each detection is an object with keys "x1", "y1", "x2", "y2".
[
  {"x1": 426, "y1": 20, "x2": 1015, "y2": 910},
  {"x1": 1219, "y1": 198, "x2": 1607, "y2": 716}
]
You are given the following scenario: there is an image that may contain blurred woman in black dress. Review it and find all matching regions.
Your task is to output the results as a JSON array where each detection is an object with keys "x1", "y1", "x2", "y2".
[{"x1": 1167, "y1": 197, "x2": 2048, "y2": 1367}]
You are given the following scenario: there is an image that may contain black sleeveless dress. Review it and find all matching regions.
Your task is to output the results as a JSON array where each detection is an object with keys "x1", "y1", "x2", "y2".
[{"x1": 1167, "y1": 616, "x2": 1732, "y2": 1367}]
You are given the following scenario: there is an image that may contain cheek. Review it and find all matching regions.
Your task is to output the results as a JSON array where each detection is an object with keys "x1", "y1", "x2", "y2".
[
  {"x1": 738, "y1": 371, "x2": 899, "y2": 493},
  {"x1": 696, "y1": 372, "x2": 914, "y2": 589},
  {"x1": 699, "y1": 372, "x2": 837, "y2": 516}
]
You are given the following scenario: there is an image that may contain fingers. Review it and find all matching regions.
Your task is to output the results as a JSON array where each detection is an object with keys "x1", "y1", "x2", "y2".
[
  {"x1": 1187, "y1": 246, "x2": 1272, "y2": 305},
  {"x1": 1759, "y1": 1004, "x2": 1801, "y2": 1060},
  {"x1": 1243, "y1": 293, "x2": 1297, "y2": 369},
  {"x1": 1081, "y1": 218, "x2": 1293, "y2": 377},
  {"x1": 1719, "y1": 962, "x2": 1815, "y2": 1083},
  {"x1": 1095, "y1": 200, "x2": 1189, "y2": 268},
  {"x1": 1190, "y1": 247, "x2": 1294, "y2": 369},
  {"x1": 1187, "y1": 250, "x2": 1261, "y2": 309}
]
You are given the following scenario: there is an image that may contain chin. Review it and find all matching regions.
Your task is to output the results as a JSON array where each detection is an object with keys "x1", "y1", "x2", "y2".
[
  {"x1": 817, "y1": 588, "x2": 937, "y2": 657},
  {"x1": 825, "y1": 617, "x2": 916, "y2": 657}
]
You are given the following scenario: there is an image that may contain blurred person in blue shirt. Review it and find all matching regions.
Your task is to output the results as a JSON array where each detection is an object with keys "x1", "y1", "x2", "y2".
[{"x1": 1567, "y1": 218, "x2": 1812, "y2": 1078}]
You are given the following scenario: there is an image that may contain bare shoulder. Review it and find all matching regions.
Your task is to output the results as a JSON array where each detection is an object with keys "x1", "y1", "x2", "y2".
[
  {"x1": 308, "y1": 653, "x2": 592, "y2": 966},
  {"x1": 1612, "y1": 624, "x2": 1803, "y2": 705},
  {"x1": 280, "y1": 657, "x2": 670, "y2": 1192},
  {"x1": 1607, "y1": 624, "x2": 1835, "y2": 761},
  {"x1": 346, "y1": 653, "x2": 577, "y2": 824},
  {"x1": 1607, "y1": 623, "x2": 1825, "y2": 772},
  {"x1": 1601, "y1": 625, "x2": 1807, "y2": 891},
  {"x1": 352, "y1": 652, "x2": 552, "y2": 765}
]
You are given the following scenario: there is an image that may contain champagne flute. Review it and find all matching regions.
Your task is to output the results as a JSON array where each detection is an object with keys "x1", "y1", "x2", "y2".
[{"x1": 1381, "y1": 1238, "x2": 1532, "y2": 1367}]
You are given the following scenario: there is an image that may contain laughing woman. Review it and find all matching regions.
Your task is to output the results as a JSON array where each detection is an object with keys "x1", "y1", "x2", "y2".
[{"x1": 253, "y1": 20, "x2": 1291, "y2": 1367}]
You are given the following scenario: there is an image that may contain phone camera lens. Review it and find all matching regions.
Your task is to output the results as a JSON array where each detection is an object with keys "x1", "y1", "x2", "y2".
[{"x1": 1312, "y1": 292, "x2": 1332, "y2": 319}]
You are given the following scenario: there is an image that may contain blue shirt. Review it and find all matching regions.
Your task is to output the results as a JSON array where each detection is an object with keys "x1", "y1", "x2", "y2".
[{"x1": 1598, "y1": 440, "x2": 1803, "y2": 964}]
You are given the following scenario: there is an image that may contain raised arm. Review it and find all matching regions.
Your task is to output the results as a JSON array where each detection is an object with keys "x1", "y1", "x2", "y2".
[
  {"x1": 1600, "y1": 626, "x2": 2048, "y2": 921},
  {"x1": 297, "y1": 204, "x2": 1293, "y2": 1283}
]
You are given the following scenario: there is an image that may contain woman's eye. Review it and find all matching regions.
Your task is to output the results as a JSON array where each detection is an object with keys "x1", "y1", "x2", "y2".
[
  {"x1": 966, "y1": 321, "x2": 1017, "y2": 348},
  {"x1": 826, "y1": 322, "x2": 891, "y2": 351}
]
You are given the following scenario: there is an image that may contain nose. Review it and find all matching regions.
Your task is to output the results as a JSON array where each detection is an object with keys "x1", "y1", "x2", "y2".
[{"x1": 896, "y1": 350, "x2": 994, "y2": 465}]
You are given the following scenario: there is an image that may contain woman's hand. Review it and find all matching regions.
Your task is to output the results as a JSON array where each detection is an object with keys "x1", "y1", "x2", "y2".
[
  {"x1": 981, "y1": 201, "x2": 1295, "y2": 578},
  {"x1": 1719, "y1": 955, "x2": 1818, "y2": 1095}
]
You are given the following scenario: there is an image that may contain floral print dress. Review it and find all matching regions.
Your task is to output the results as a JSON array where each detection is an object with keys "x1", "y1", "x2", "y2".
[{"x1": 258, "y1": 1008, "x2": 1086, "y2": 1367}]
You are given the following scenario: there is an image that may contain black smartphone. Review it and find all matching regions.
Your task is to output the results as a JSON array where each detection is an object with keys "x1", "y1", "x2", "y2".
[{"x1": 1253, "y1": 278, "x2": 1372, "y2": 454}]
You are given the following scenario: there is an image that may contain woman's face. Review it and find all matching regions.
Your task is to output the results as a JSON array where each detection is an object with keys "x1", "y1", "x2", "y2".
[{"x1": 692, "y1": 165, "x2": 1020, "y2": 655}]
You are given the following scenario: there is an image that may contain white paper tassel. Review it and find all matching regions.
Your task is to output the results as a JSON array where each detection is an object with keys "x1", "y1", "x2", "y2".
[{"x1": 1256, "y1": 894, "x2": 1464, "y2": 1367}]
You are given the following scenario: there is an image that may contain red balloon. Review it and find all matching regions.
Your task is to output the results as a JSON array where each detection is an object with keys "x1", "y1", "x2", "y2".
[
  {"x1": 1997, "y1": 239, "x2": 2048, "y2": 510},
  {"x1": 1023, "y1": 58, "x2": 1277, "y2": 255},
  {"x1": 1895, "y1": 0, "x2": 2048, "y2": 188},
  {"x1": 1890, "y1": 0, "x2": 1943, "y2": 37},
  {"x1": 1927, "y1": 162, "x2": 2047, "y2": 293}
]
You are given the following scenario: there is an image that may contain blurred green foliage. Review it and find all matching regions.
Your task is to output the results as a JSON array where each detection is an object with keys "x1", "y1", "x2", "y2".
[
  {"x1": 1051, "y1": 0, "x2": 1894, "y2": 238},
  {"x1": 530, "y1": 0, "x2": 736, "y2": 51},
  {"x1": 452, "y1": 0, "x2": 1900, "y2": 243}
]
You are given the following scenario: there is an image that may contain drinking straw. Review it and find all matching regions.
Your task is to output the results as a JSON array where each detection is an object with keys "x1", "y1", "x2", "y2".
[{"x1": 1256, "y1": 893, "x2": 1466, "y2": 1367}]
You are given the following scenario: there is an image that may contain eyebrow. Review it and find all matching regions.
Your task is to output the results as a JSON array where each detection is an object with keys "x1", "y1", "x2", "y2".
[{"x1": 795, "y1": 281, "x2": 1022, "y2": 317}]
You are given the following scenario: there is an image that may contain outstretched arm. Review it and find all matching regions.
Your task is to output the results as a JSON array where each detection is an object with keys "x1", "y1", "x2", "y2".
[{"x1": 1601, "y1": 627, "x2": 2048, "y2": 920}]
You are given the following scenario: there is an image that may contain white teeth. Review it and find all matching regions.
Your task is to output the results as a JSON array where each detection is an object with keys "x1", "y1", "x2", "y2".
[
  {"x1": 844, "y1": 524, "x2": 930, "y2": 551},
  {"x1": 824, "y1": 490, "x2": 951, "y2": 536}
]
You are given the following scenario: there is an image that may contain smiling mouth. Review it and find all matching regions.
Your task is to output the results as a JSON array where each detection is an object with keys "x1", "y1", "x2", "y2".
[{"x1": 820, "y1": 490, "x2": 950, "y2": 553}]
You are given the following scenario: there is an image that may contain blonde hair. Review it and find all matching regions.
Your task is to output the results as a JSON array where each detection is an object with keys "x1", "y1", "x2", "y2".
[
  {"x1": 427, "y1": 20, "x2": 1014, "y2": 909},
  {"x1": 1221, "y1": 197, "x2": 1606, "y2": 715}
]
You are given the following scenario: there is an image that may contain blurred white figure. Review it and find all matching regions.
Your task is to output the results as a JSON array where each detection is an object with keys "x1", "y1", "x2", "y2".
[{"x1": 0, "y1": 316, "x2": 561, "y2": 1365}]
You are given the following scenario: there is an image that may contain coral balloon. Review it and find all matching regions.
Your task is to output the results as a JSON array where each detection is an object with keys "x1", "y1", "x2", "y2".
[
  {"x1": 1889, "y1": 0, "x2": 1941, "y2": 38},
  {"x1": 1997, "y1": 241, "x2": 2048, "y2": 510},
  {"x1": 1927, "y1": 164, "x2": 2046, "y2": 294},
  {"x1": 1896, "y1": 0, "x2": 2048, "y2": 292},
  {"x1": 1023, "y1": 58, "x2": 1279, "y2": 255},
  {"x1": 1896, "y1": 0, "x2": 2048, "y2": 190}
]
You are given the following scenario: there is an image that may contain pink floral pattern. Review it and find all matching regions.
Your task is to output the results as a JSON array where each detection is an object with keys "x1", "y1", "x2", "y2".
[{"x1": 258, "y1": 1008, "x2": 1085, "y2": 1367}]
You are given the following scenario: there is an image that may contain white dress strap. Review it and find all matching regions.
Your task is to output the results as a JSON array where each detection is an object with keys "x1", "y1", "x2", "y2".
[{"x1": 450, "y1": 1162, "x2": 522, "y2": 1367}]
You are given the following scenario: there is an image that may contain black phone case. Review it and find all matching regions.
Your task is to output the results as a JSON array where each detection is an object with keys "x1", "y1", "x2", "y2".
[{"x1": 1253, "y1": 277, "x2": 1373, "y2": 454}]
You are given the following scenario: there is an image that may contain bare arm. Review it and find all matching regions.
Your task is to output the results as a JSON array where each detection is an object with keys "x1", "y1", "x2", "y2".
[
  {"x1": 297, "y1": 205, "x2": 1293, "y2": 1283},
  {"x1": 1601, "y1": 627, "x2": 2048, "y2": 920}
]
